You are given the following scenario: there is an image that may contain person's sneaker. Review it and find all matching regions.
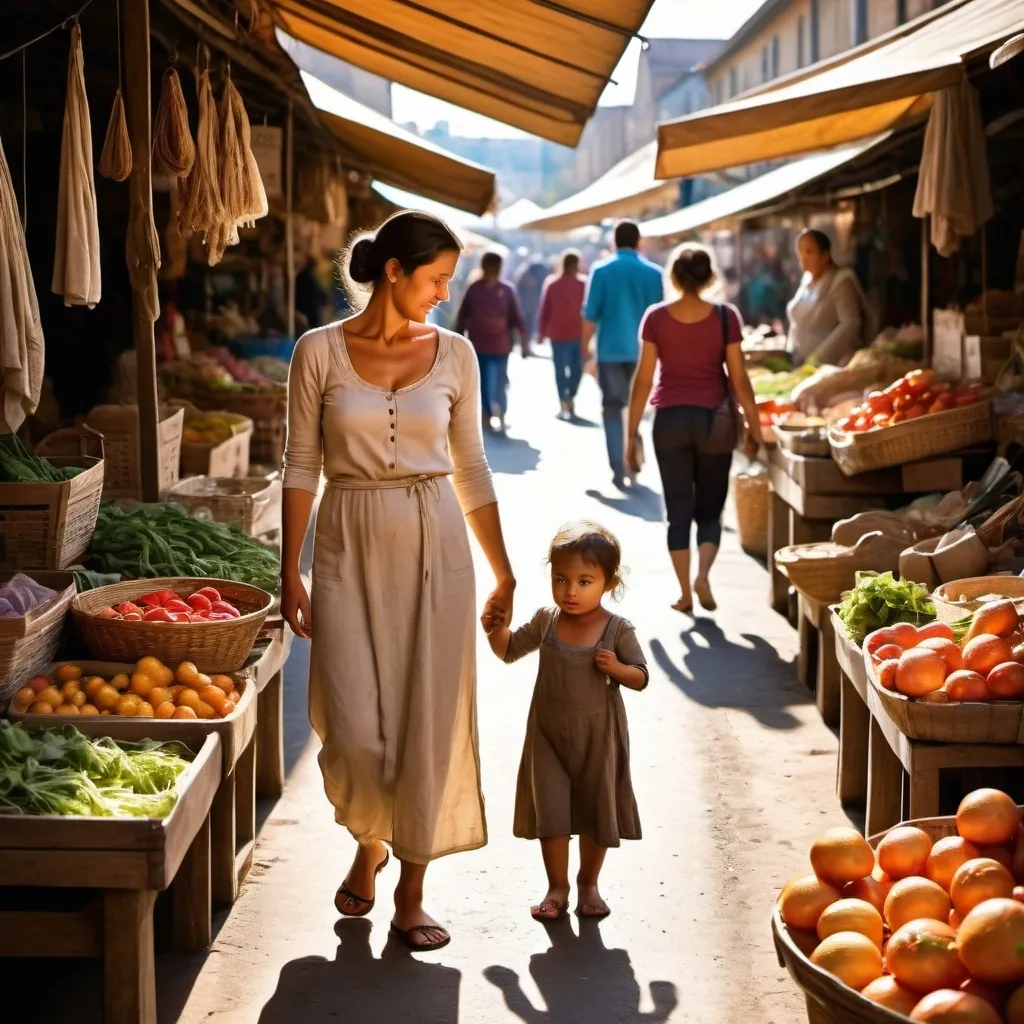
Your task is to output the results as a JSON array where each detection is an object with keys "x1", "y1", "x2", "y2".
[
  {"x1": 612, "y1": 472, "x2": 627, "y2": 491},
  {"x1": 497, "y1": 412, "x2": 507, "y2": 435},
  {"x1": 625, "y1": 468, "x2": 638, "y2": 488}
]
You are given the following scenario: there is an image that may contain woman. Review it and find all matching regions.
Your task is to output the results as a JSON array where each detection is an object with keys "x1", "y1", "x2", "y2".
[
  {"x1": 625, "y1": 245, "x2": 762, "y2": 614},
  {"x1": 537, "y1": 249, "x2": 586, "y2": 420},
  {"x1": 454, "y1": 251, "x2": 527, "y2": 434},
  {"x1": 786, "y1": 229, "x2": 865, "y2": 366},
  {"x1": 281, "y1": 211, "x2": 516, "y2": 952}
]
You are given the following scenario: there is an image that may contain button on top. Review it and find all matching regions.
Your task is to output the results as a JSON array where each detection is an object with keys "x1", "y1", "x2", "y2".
[
  {"x1": 386, "y1": 393, "x2": 393, "y2": 401},
  {"x1": 388, "y1": 462, "x2": 395, "y2": 469}
]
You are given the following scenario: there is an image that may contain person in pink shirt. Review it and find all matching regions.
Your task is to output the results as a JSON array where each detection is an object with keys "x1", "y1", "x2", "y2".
[{"x1": 538, "y1": 250, "x2": 586, "y2": 420}]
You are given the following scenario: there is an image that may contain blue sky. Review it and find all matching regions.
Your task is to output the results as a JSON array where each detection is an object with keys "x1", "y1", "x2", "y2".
[{"x1": 390, "y1": 0, "x2": 765, "y2": 138}]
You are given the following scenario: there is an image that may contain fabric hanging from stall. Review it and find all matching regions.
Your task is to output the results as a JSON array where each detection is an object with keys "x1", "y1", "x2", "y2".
[
  {"x1": 52, "y1": 22, "x2": 101, "y2": 308},
  {"x1": 153, "y1": 68, "x2": 195, "y2": 177},
  {"x1": 0, "y1": 136, "x2": 45, "y2": 433},
  {"x1": 913, "y1": 80, "x2": 994, "y2": 258}
]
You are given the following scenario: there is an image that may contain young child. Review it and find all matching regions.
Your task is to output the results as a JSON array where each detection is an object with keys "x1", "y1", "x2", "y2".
[{"x1": 482, "y1": 521, "x2": 648, "y2": 921}]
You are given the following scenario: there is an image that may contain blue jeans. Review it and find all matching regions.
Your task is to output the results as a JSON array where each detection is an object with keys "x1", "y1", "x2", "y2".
[
  {"x1": 551, "y1": 340, "x2": 582, "y2": 403},
  {"x1": 598, "y1": 361, "x2": 636, "y2": 477},
  {"x1": 477, "y1": 352, "x2": 509, "y2": 418}
]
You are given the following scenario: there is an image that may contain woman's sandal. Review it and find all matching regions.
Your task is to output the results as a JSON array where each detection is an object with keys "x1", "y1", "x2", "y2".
[
  {"x1": 389, "y1": 922, "x2": 451, "y2": 952},
  {"x1": 530, "y1": 899, "x2": 569, "y2": 922},
  {"x1": 334, "y1": 850, "x2": 390, "y2": 917}
]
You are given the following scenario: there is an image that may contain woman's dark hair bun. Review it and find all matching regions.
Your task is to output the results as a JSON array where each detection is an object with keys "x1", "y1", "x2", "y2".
[
  {"x1": 347, "y1": 236, "x2": 380, "y2": 285},
  {"x1": 671, "y1": 244, "x2": 716, "y2": 292}
]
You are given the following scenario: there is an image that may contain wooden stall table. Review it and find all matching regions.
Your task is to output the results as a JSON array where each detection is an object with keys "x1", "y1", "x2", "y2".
[
  {"x1": 864, "y1": 686, "x2": 1024, "y2": 836},
  {"x1": 833, "y1": 610, "x2": 870, "y2": 808},
  {"x1": 0, "y1": 733, "x2": 221, "y2": 1024},
  {"x1": 245, "y1": 626, "x2": 294, "y2": 802},
  {"x1": 796, "y1": 596, "x2": 842, "y2": 728}
]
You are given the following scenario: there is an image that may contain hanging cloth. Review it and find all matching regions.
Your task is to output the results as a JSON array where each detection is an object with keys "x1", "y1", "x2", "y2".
[
  {"x1": 912, "y1": 80, "x2": 994, "y2": 258},
  {"x1": 52, "y1": 22, "x2": 101, "y2": 307},
  {"x1": 0, "y1": 136, "x2": 45, "y2": 432}
]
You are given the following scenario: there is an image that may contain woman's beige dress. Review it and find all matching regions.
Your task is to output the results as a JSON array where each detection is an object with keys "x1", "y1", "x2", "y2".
[{"x1": 282, "y1": 322, "x2": 496, "y2": 864}]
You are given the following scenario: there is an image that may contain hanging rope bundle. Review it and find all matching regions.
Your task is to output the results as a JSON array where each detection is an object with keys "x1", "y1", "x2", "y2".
[
  {"x1": 223, "y1": 76, "x2": 267, "y2": 225},
  {"x1": 97, "y1": 0, "x2": 131, "y2": 182},
  {"x1": 153, "y1": 68, "x2": 195, "y2": 177},
  {"x1": 178, "y1": 69, "x2": 224, "y2": 240},
  {"x1": 98, "y1": 89, "x2": 132, "y2": 181},
  {"x1": 218, "y1": 75, "x2": 245, "y2": 225},
  {"x1": 52, "y1": 21, "x2": 101, "y2": 307}
]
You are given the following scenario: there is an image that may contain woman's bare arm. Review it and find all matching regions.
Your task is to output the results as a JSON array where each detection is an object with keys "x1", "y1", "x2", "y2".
[
  {"x1": 725, "y1": 344, "x2": 763, "y2": 446},
  {"x1": 627, "y1": 341, "x2": 659, "y2": 440}
]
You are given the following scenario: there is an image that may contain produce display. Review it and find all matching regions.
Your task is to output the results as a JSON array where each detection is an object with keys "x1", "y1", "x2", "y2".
[
  {"x1": 778, "y1": 787, "x2": 1024, "y2": 1022},
  {"x1": 791, "y1": 350, "x2": 922, "y2": 414},
  {"x1": 0, "y1": 573, "x2": 58, "y2": 618},
  {"x1": 247, "y1": 355, "x2": 289, "y2": 383},
  {"x1": 750, "y1": 364, "x2": 817, "y2": 400},
  {"x1": 838, "y1": 572, "x2": 938, "y2": 646},
  {"x1": 183, "y1": 413, "x2": 249, "y2": 445},
  {"x1": 10, "y1": 658, "x2": 242, "y2": 720},
  {"x1": 93, "y1": 586, "x2": 241, "y2": 623},
  {"x1": 87, "y1": 502, "x2": 280, "y2": 592},
  {"x1": 0, "y1": 720, "x2": 191, "y2": 817},
  {"x1": 867, "y1": 599, "x2": 1024, "y2": 704},
  {"x1": 835, "y1": 370, "x2": 985, "y2": 433},
  {"x1": 160, "y1": 348, "x2": 285, "y2": 395},
  {"x1": 0, "y1": 434, "x2": 83, "y2": 482}
]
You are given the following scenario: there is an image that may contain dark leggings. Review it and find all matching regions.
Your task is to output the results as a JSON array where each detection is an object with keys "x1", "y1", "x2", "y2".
[{"x1": 652, "y1": 405, "x2": 733, "y2": 551}]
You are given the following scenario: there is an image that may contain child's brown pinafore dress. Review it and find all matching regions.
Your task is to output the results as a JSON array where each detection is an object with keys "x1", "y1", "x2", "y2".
[{"x1": 504, "y1": 608, "x2": 647, "y2": 847}]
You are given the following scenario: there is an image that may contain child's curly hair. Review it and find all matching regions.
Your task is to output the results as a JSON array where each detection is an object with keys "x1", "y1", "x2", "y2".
[{"x1": 548, "y1": 520, "x2": 626, "y2": 599}]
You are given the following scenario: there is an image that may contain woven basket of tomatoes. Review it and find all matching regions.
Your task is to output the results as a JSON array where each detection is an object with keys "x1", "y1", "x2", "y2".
[
  {"x1": 863, "y1": 602, "x2": 1024, "y2": 744},
  {"x1": 828, "y1": 371, "x2": 991, "y2": 477},
  {"x1": 70, "y1": 578, "x2": 272, "y2": 673}
]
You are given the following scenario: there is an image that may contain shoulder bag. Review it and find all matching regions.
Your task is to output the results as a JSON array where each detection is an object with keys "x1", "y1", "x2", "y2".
[{"x1": 703, "y1": 305, "x2": 743, "y2": 455}]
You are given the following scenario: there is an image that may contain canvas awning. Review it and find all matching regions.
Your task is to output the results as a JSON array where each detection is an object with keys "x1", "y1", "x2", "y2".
[
  {"x1": 640, "y1": 136, "x2": 889, "y2": 240},
  {"x1": 656, "y1": 0, "x2": 1022, "y2": 179},
  {"x1": 265, "y1": 0, "x2": 655, "y2": 146},
  {"x1": 302, "y1": 72, "x2": 496, "y2": 215},
  {"x1": 520, "y1": 141, "x2": 679, "y2": 232}
]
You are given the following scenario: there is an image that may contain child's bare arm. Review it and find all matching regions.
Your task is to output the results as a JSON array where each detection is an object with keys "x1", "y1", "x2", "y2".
[
  {"x1": 594, "y1": 649, "x2": 648, "y2": 690},
  {"x1": 483, "y1": 608, "x2": 548, "y2": 664},
  {"x1": 486, "y1": 625, "x2": 512, "y2": 660}
]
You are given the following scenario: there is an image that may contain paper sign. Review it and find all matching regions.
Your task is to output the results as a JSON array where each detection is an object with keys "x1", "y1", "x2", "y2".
[
  {"x1": 932, "y1": 309, "x2": 965, "y2": 379},
  {"x1": 964, "y1": 335, "x2": 982, "y2": 381},
  {"x1": 250, "y1": 125, "x2": 283, "y2": 199}
]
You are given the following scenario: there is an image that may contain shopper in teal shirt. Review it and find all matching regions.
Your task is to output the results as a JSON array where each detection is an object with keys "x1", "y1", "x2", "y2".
[{"x1": 582, "y1": 221, "x2": 664, "y2": 489}]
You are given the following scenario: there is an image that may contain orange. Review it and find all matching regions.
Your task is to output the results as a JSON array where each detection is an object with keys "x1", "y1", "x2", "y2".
[
  {"x1": 951, "y1": 859, "x2": 1016, "y2": 916},
  {"x1": 136, "y1": 656, "x2": 173, "y2": 686},
  {"x1": 176, "y1": 688, "x2": 202, "y2": 713},
  {"x1": 860, "y1": 976, "x2": 919, "y2": 1014},
  {"x1": 886, "y1": 919, "x2": 965, "y2": 994},
  {"x1": 27, "y1": 700, "x2": 53, "y2": 714},
  {"x1": 817, "y1": 898, "x2": 884, "y2": 948},
  {"x1": 843, "y1": 875, "x2": 891, "y2": 915},
  {"x1": 944, "y1": 671, "x2": 989, "y2": 703},
  {"x1": 54, "y1": 663, "x2": 83, "y2": 683},
  {"x1": 1006, "y1": 984, "x2": 1024, "y2": 1024},
  {"x1": 879, "y1": 826, "x2": 935, "y2": 879},
  {"x1": 987, "y1": 662, "x2": 1024, "y2": 700},
  {"x1": 919, "y1": 637, "x2": 965, "y2": 673},
  {"x1": 809, "y1": 931, "x2": 882, "y2": 991},
  {"x1": 878, "y1": 659, "x2": 900, "y2": 690},
  {"x1": 93, "y1": 684, "x2": 120, "y2": 711},
  {"x1": 172, "y1": 705, "x2": 198, "y2": 719},
  {"x1": 778, "y1": 874, "x2": 841, "y2": 930},
  {"x1": 885, "y1": 877, "x2": 951, "y2": 932},
  {"x1": 963, "y1": 635, "x2": 1015, "y2": 676},
  {"x1": 927, "y1": 837, "x2": 982, "y2": 892},
  {"x1": 810, "y1": 827, "x2": 875, "y2": 886},
  {"x1": 908, "y1": 990, "x2": 1002, "y2": 1023},
  {"x1": 117, "y1": 694, "x2": 141, "y2": 717},
  {"x1": 967, "y1": 599, "x2": 1020, "y2": 641},
  {"x1": 148, "y1": 686, "x2": 172, "y2": 710},
  {"x1": 60, "y1": 680, "x2": 81, "y2": 701},
  {"x1": 155, "y1": 701, "x2": 176, "y2": 719},
  {"x1": 175, "y1": 661, "x2": 200, "y2": 688},
  {"x1": 136, "y1": 701, "x2": 154, "y2": 718},
  {"x1": 949, "y1": 909, "x2": 963, "y2": 930},
  {"x1": 976, "y1": 846, "x2": 1014, "y2": 872},
  {"x1": 957, "y1": 789, "x2": 1022, "y2": 847},
  {"x1": 961, "y1": 979, "x2": 1006, "y2": 1014},
  {"x1": 78, "y1": 704, "x2": 99, "y2": 717},
  {"x1": 129, "y1": 671, "x2": 157, "y2": 698},
  {"x1": 110, "y1": 673, "x2": 130, "y2": 691},
  {"x1": 896, "y1": 648, "x2": 948, "y2": 697},
  {"x1": 958, "y1": 898, "x2": 1024, "y2": 985},
  {"x1": 54, "y1": 703, "x2": 79, "y2": 715}
]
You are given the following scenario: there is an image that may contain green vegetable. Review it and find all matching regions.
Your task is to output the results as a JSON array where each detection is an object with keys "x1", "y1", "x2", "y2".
[
  {"x1": 87, "y1": 502, "x2": 280, "y2": 592},
  {"x1": 0, "y1": 722, "x2": 192, "y2": 818},
  {"x1": 0, "y1": 435, "x2": 82, "y2": 483},
  {"x1": 837, "y1": 571, "x2": 936, "y2": 646},
  {"x1": 750, "y1": 364, "x2": 817, "y2": 400}
]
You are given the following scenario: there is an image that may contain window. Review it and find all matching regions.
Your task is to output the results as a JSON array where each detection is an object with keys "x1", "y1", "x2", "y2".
[
  {"x1": 761, "y1": 45, "x2": 769, "y2": 82},
  {"x1": 797, "y1": 15, "x2": 806, "y2": 67},
  {"x1": 896, "y1": 0, "x2": 907, "y2": 23},
  {"x1": 810, "y1": 0, "x2": 820, "y2": 62},
  {"x1": 771, "y1": 35, "x2": 780, "y2": 77},
  {"x1": 853, "y1": 0, "x2": 868, "y2": 44},
  {"x1": 728, "y1": 67, "x2": 738, "y2": 97}
]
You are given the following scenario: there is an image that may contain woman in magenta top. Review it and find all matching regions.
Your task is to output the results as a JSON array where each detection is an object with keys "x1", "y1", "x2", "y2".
[{"x1": 626, "y1": 245, "x2": 762, "y2": 614}]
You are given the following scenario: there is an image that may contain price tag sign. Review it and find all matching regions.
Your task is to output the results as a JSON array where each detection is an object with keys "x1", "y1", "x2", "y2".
[
  {"x1": 250, "y1": 125, "x2": 283, "y2": 199},
  {"x1": 964, "y1": 335, "x2": 982, "y2": 381},
  {"x1": 932, "y1": 309, "x2": 965, "y2": 379}
]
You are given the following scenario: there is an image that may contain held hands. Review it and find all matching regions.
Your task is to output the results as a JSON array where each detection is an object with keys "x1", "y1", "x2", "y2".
[
  {"x1": 281, "y1": 571, "x2": 312, "y2": 639},
  {"x1": 481, "y1": 576, "x2": 515, "y2": 635}
]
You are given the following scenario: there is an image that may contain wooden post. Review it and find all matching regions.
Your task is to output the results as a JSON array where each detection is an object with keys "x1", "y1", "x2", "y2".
[
  {"x1": 123, "y1": 0, "x2": 161, "y2": 502},
  {"x1": 921, "y1": 215, "x2": 931, "y2": 366},
  {"x1": 285, "y1": 97, "x2": 296, "y2": 339}
]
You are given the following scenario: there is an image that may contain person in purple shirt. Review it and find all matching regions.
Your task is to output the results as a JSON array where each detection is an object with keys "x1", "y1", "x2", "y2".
[{"x1": 455, "y1": 251, "x2": 527, "y2": 434}]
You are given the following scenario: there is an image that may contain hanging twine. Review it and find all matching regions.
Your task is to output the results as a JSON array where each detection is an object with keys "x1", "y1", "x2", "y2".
[
  {"x1": 98, "y1": 0, "x2": 132, "y2": 182},
  {"x1": 153, "y1": 67, "x2": 195, "y2": 177}
]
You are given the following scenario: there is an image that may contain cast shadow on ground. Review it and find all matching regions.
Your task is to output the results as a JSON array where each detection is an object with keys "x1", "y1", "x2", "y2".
[
  {"x1": 259, "y1": 919, "x2": 461, "y2": 1024},
  {"x1": 485, "y1": 916, "x2": 677, "y2": 1024},
  {"x1": 485, "y1": 433, "x2": 542, "y2": 476},
  {"x1": 649, "y1": 617, "x2": 806, "y2": 730},
  {"x1": 585, "y1": 485, "x2": 664, "y2": 523}
]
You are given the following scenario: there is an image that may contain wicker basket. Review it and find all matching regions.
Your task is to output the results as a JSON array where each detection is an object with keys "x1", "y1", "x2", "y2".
[
  {"x1": 773, "y1": 423, "x2": 830, "y2": 457},
  {"x1": 863, "y1": 633, "x2": 1024, "y2": 743},
  {"x1": 733, "y1": 470, "x2": 769, "y2": 556},
  {"x1": 79, "y1": 404, "x2": 185, "y2": 499},
  {"x1": 775, "y1": 533, "x2": 908, "y2": 605},
  {"x1": 773, "y1": 815, "x2": 964, "y2": 1024},
  {"x1": 162, "y1": 476, "x2": 282, "y2": 536},
  {"x1": 931, "y1": 575, "x2": 1024, "y2": 623},
  {"x1": 0, "y1": 571, "x2": 76, "y2": 701},
  {"x1": 828, "y1": 400, "x2": 992, "y2": 477},
  {"x1": 174, "y1": 402, "x2": 254, "y2": 479},
  {"x1": 0, "y1": 429, "x2": 105, "y2": 571},
  {"x1": 70, "y1": 577, "x2": 272, "y2": 673},
  {"x1": 183, "y1": 390, "x2": 287, "y2": 467}
]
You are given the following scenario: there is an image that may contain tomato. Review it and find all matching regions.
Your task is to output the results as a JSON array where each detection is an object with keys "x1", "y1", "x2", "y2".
[
  {"x1": 954, "y1": 394, "x2": 980, "y2": 407},
  {"x1": 928, "y1": 394, "x2": 953, "y2": 414},
  {"x1": 164, "y1": 599, "x2": 192, "y2": 614},
  {"x1": 169, "y1": 612, "x2": 193, "y2": 623},
  {"x1": 143, "y1": 607, "x2": 175, "y2": 622},
  {"x1": 187, "y1": 593, "x2": 213, "y2": 614},
  {"x1": 903, "y1": 403, "x2": 926, "y2": 419},
  {"x1": 891, "y1": 622, "x2": 922, "y2": 647},
  {"x1": 871, "y1": 413, "x2": 890, "y2": 428},
  {"x1": 835, "y1": 416, "x2": 855, "y2": 431},
  {"x1": 917, "y1": 621, "x2": 955, "y2": 642},
  {"x1": 889, "y1": 411, "x2": 906, "y2": 424},
  {"x1": 195, "y1": 586, "x2": 222, "y2": 604},
  {"x1": 892, "y1": 394, "x2": 911, "y2": 413},
  {"x1": 904, "y1": 369, "x2": 935, "y2": 396},
  {"x1": 114, "y1": 601, "x2": 143, "y2": 617},
  {"x1": 853, "y1": 416, "x2": 871, "y2": 431},
  {"x1": 873, "y1": 643, "x2": 905, "y2": 662},
  {"x1": 918, "y1": 391, "x2": 935, "y2": 408},
  {"x1": 867, "y1": 629, "x2": 899, "y2": 655},
  {"x1": 865, "y1": 391, "x2": 893, "y2": 415}
]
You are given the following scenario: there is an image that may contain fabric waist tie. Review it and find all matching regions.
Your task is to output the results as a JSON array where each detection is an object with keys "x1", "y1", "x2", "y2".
[{"x1": 324, "y1": 475, "x2": 444, "y2": 788}]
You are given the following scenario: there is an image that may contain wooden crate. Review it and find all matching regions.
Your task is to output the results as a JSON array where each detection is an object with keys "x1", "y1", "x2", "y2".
[
  {"x1": 0, "y1": 732, "x2": 222, "y2": 1024},
  {"x1": 163, "y1": 475, "x2": 282, "y2": 536},
  {"x1": 181, "y1": 422, "x2": 253, "y2": 479}
]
